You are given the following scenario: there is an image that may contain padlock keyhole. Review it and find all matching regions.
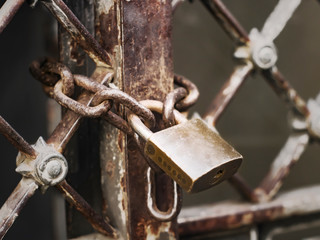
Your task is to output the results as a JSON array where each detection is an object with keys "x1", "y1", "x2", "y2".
[{"x1": 212, "y1": 169, "x2": 225, "y2": 184}]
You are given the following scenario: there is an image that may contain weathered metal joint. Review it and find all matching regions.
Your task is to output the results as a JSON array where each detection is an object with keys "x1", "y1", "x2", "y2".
[
  {"x1": 16, "y1": 137, "x2": 68, "y2": 186},
  {"x1": 234, "y1": 28, "x2": 278, "y2": 69},
  {"x1": 40, "y1": 0, "x2": 113, "y2": 67},
  {"x1": 250, "y1": 29, "x2": 278, "y2": 69}
]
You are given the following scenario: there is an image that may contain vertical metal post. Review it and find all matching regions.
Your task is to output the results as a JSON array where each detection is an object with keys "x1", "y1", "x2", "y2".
[
  {"x1": 97, "y1": 0, "x2": 179, "y2": 239},
  {"x1": 123, "y1": 1, "x2": 178, "y2": 238}
]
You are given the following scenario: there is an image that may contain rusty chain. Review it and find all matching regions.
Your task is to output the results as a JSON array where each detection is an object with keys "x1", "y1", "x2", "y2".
[{"x1": 30, "y1": 58, "x2": 198, "y2": 136}]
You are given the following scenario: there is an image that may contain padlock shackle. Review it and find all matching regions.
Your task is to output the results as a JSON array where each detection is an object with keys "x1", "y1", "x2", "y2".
[
  {"x1": 141, "y1": 100, "x2": 188, "y2": 123},
  {"x1": 146, "y1": 167, "x2": 180, "y2": 221},
  {"x1": 128, "y1": 100, "x2": 187, "y2": 140},
  {"x1": 129, "y1": 114, "x2": 153, "y2": 140}
]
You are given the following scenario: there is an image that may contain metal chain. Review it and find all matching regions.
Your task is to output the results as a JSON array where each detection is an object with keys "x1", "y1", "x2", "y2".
[
  {"x1": 163, "y1": 74, "x2": 199, "y2": 127},
  {"x1": 30, "y1": 58, "x2": 199, "y2": 138},
  {"x1": 30, "y1": 58, "x2": 157, "y2": 129}
]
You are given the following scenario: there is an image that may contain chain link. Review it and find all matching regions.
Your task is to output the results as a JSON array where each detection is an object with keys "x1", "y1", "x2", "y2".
[{"x1": 163, "y1": 74, "x2": 199, "y2": 127}]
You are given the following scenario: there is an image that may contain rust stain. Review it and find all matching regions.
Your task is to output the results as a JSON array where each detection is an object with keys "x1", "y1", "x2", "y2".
[
  {"x1": 99, "y1": 11, "x2": 119, "y2": 54},
  {"x1": 0, "y1": 116, "x2": 37, "y2": 158},
  {"x1": 120, "y1": 176, "x2": 126, "y2": 196},
  {"x1": 0, "y1": 178, "x2": 38, "y2": 239},
  {"x1": 179, "y1": 206, "x2": 284, "y2": 237},
  {"x1": 70, "y1": 39, "x2": 85, "y2": 66},
  {"x1": 106, "y1": 161, "x2": 115, "y2": 177},
  {"x1": 149, "y1": 220, "x2": 163, "y2": 235},
  {"x1": 136, "y1": 218, "x2": 147, "y2": 239},
  {"x1": 121, "y1": 199, "x2": 125, "y2": 212},
  {"x1": 262, "y1": 68, "x2": 309, "y2": 118},
  {"x1": 118, "y1": 131, "x2": 124, "y2": 152}
]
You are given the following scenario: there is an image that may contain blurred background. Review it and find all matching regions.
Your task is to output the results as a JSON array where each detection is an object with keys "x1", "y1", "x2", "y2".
[
  {"x1": 174, "y1": 0, "x2": 320, "y2": 206},
  {"x1": 1, "y1": 0, "x2": 320, "y2": 239}
]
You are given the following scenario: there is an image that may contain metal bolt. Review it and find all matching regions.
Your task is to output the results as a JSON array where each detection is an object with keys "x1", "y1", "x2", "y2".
[
  {"x1": 258, "y1": 46, "x2": 275, "y2": 65},
  {"x1": 36, "y1": 155, "x2": 67, "y2": 186},
  {"x1": 16, "y1": 137, "x2": 68, "y2": 186},
  {"x1": 46, "y1": 159, "x2": 62, "y2": 178}
]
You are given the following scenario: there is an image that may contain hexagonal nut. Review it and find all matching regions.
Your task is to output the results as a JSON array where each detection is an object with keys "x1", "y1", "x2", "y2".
[
  {"x1": 252, "y1": 45, "x2": 278, "y2": 69},
  {"x1": 36, "y1": 153, "x2": 68, "y2": 186},
  {"x1": 249, "y1": 28, "x2": 278, "y2": 69}
]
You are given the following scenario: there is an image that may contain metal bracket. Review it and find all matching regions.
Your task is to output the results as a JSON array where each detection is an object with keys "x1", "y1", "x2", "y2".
[{"x1": 16, "y1": 137, "x2": 68, "y2": 187}]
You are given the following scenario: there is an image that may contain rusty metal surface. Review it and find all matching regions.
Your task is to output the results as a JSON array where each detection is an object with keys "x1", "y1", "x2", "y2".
[
  {"x1": 55, "y1": 1, "x2": 109, "y2": 237},
  {"x1": 0, "y1": 115, "x2": 37, "y2": 158},
  {"x1": 40, "y1": 0, "x2": 112, "y2": 67},
  {"x1": 31, "y1": 57, "x2": 156, "y2": 145},
  {"x1": 262, "y1": 67, "x2": 310, "y2": 118},
  {"x1": 56, "y1": 180, "x2": 117, "y2": 238},
  {"x1": 54, "y1": 79, "x2": 112, "y2": 117},
  {"x1": 122, "y1": 0, "x2": 178, "y2": 239},
  {"x1": 102, "y1": 111, "x2": 134, "y2": 137},
  {"x1": 74, "y1": 74, "x2": 155, "y2": 127},
  {"x1": 178, "y1": 185, "x2": 320, "y2": 237},
  {"x1": 0, "y1": 178, "x2": 38, "y2": 239},
  {"x1": 0, "y1": 0, "x2": 25, "y2": 34},
  {"x1": 46, "y1": 68, "x2": 113, "y2": 153},
  {"x1": 203, "y1": 63, "x2": 253, "y2": 126},
  {"x1": 200, "y1": 0, "x2": 249, "y2": 44},
  {"x1": 32, "y1": 58, "x2": 75, "y2": 96},
  {"x1": 254, "y1": 132, "x2": 309, "y2": 202},
  {"x1": 94, "y1": 1, "x2": 131, "y2": 239}
]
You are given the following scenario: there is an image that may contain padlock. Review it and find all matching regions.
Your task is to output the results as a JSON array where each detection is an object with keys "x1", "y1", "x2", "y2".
[{"x1": 128, "y1": 100, "x2": 242, "y2": 193}]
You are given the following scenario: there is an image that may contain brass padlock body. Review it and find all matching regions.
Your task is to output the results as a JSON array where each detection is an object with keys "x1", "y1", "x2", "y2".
[{"x1": 144, "y1": 118, "x2": 242, "y2": 193}]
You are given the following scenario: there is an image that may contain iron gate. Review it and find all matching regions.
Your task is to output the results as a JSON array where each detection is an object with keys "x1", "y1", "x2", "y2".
[{"x1": 0, "y1": 0, "x2": 320, "y2": 239}]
